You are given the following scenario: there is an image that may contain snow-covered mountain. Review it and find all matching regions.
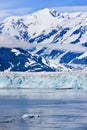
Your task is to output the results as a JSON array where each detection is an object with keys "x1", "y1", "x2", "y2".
[
  {"x1": 0, "y1": 47, "x2": 54, "y2": 72},
  {"x1": 0, "y1": 8, "x2": 87, "y2": 71}
]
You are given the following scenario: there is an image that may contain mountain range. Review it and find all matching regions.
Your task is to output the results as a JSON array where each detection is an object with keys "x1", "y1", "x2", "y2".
[{"x1": 0, "y1": 8, "x2": 87, "y2": 71}]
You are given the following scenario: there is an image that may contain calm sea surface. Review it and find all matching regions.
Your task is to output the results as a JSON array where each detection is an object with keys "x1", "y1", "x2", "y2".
[{"x1": 0, "y1": 89, "x2": 87, "y2": 130}]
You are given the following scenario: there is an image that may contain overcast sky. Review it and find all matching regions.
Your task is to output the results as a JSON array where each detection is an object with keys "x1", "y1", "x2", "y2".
[{"x1": 0, "y1": 0, "x2": 87, "y2": 21}]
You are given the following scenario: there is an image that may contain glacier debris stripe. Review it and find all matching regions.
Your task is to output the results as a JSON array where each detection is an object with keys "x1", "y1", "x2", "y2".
[{"x1": 0, "y1": 72, "x2": 87, "y2": 89}]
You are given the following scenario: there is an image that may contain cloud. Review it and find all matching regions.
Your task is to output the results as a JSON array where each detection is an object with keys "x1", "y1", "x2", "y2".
[
  {"x1": 53, "y1": 6, "x2": 87, "y2": 12},
  {"x1": 0, "y1": 8, "x2": 34, "y2": 21},
  {"x1": 0, "y1": 34, "x2": 32, "y2": 49}
]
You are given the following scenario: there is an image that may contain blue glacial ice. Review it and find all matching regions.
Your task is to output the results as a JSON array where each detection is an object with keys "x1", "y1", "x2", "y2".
[{"x1": 0, "y1": 72, "x2": 87, "y2": 89}]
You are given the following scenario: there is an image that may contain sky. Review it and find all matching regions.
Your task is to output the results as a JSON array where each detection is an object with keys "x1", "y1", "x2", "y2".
[{"x1": 0, "y1": 0, "x2": 87, "y2": 21}]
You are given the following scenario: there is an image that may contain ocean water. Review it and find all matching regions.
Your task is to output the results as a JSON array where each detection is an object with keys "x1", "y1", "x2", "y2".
[{"x1": 0, "y1": 89, "x2": 87, "y2": 130}]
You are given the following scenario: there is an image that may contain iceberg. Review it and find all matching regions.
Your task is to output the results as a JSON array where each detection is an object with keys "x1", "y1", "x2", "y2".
[{"x1": 0, "y1": 72, "x2": 87, "y2": 89}]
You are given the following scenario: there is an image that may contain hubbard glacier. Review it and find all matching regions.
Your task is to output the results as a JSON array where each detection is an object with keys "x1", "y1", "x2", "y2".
[{"x1": 0, "y1": 72, "x2": 87, "y2": 89}]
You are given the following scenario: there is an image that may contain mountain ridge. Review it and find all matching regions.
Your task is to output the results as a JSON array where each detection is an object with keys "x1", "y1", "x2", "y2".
[{"x1": 0, "y1": 8, "x2": 87, "y2": 71}]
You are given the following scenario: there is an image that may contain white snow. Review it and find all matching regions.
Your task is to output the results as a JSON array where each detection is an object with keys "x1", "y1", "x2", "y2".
[
  {"x1": 11, "y1": 49, "x2": 20, "y2": 56},
  {"x1": 78, "y1": 53, "x2": 87, "y2": 59},
  {"x1": 25, "y1": 62, "x2": 30, "y2": 68},
  {"x1": 0, "y1": 8, "x2": 87, "y2": 52}
]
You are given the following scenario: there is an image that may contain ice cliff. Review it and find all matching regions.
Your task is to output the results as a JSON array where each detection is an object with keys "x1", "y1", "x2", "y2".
[{"x1": 0, "y1": 72, "x2": 87, "y2": 89}]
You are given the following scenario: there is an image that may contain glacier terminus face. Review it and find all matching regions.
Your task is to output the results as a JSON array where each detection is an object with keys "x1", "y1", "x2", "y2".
[{"x1": 0, "y1": 72, "x2": 87, "y2": 89}]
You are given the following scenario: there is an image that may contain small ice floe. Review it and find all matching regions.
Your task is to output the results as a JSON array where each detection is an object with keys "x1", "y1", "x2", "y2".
[{"x1": 22, "y1": 114, "x2": 40, "y2": 119}]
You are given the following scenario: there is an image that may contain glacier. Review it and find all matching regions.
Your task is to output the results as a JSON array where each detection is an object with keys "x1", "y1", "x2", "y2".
[{"x1": 0, "y1": 72, "x2": 87, "y2": 89}]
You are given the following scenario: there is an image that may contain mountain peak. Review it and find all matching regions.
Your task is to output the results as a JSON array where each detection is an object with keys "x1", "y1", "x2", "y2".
[
  {"x1": 50, "y1": 9, "x2": 60, "y2": 17},
  {"x1": 33, "y1": 8, "x2": 50, "y2": 15}
]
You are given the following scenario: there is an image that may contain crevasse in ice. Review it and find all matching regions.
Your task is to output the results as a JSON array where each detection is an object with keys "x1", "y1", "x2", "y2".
[{"x1": 0, "y1": 72, "x2": 87, "y2": 89}]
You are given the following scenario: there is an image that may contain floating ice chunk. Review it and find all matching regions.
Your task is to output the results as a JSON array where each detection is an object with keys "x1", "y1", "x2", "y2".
[{"x1": 22, "y1": 114, "x2": 39, "y2": 119}]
